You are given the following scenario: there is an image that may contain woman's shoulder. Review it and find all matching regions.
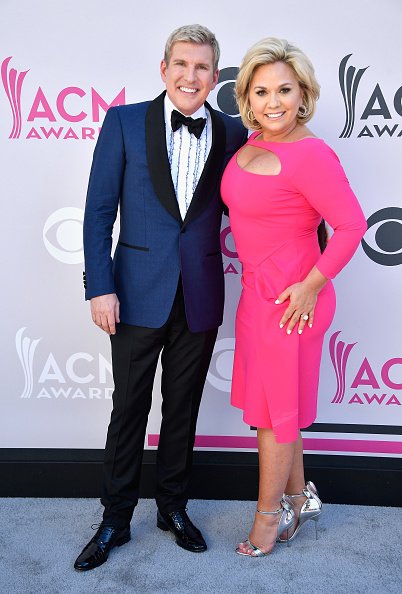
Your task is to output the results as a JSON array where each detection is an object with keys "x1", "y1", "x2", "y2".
[{"x1": 294, "y1": 137, "x2": 341, "y2": 165}]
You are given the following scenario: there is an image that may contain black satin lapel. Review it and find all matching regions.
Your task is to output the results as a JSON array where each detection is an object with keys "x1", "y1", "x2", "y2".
[
  {"x1": 184, "y1": 103, "x2": 226, "y2": 225},
  {"x1": 145, "y1": 91, "x2": 181, "y2": 222}
]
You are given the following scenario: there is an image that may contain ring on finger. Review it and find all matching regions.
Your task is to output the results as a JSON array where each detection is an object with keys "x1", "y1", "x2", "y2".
[{"x1": 301, "y1": 314, "x2": 309, "y2": 321}]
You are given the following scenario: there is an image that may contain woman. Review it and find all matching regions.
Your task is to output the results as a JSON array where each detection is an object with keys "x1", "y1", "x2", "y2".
[{"x1": 221, "y1": 38, "x2": 367, "y2": 557}]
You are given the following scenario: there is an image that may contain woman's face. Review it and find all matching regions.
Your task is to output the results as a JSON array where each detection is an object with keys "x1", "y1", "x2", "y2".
[{"x1": 248, "y1": 61, "x2": 304, "y2": 140}]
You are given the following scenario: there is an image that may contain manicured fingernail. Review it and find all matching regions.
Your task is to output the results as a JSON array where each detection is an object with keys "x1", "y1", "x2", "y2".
[
  {"x1": 298, "y1": 329, "x2": 302, "y2": 334},
  {"x1": 279, "y1": 323, "x2": 284, "y2": 328},
  {"x1": 309, "y1": 323, "x2": 313, "y2": 328},
  {"x1": 287, "y1": 329, "x2": 292, "y2": 335},
  {"x1": 275, "y1": 299, "x2": 280, "y2": 304}
]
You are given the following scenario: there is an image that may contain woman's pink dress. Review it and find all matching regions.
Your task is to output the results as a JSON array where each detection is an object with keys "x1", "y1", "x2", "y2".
[{"x1": 221, "y1": 133, "x2": 367, "y2": 443}]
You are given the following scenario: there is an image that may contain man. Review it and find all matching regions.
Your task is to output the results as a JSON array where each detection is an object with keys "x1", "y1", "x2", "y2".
[{"x1": 74, "y1": 24, "x2": 246, "y2": 571}]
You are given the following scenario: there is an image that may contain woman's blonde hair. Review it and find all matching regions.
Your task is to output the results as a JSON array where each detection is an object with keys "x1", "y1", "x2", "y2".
[{"x1": 235, "y1": 37, "x2": 320, "y2": 130}]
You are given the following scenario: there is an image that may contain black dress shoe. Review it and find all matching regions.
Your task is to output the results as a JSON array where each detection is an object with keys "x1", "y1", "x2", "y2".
[
  {"x1": 74, "y1": 524, "x2": 131, "y2": 571},
  {"x1": 157, "y1": 509, "x2": 207, "y2": 552}
]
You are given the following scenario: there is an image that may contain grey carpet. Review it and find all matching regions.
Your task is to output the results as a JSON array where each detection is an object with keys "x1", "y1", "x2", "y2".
[{"x1": 0, "y1": 498, "x2": 401, "y2": 594}]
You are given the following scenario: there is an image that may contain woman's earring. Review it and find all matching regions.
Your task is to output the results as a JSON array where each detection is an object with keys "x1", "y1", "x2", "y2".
[
  {"x1": 298, "y1": 105, "x2": 309, "y2": 118},
  {"x1": 247, "y1": 109, "x2": 255, "y2": 122}
]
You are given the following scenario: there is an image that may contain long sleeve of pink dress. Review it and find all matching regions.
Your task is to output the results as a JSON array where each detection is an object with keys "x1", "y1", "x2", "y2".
[{"x1": 221, "y1": 133, "x2": 367, "y2": 443}]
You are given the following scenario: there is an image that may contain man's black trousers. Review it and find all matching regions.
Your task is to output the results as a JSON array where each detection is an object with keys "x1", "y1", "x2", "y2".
[{"x1": 101, "y1": 281, "x2": 218, "y2": 527}]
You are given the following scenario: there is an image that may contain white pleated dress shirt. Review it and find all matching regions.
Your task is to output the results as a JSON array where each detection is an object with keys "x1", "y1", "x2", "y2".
[{"x1": 164, "y1": 94, "x2": 212, "y2": 220}]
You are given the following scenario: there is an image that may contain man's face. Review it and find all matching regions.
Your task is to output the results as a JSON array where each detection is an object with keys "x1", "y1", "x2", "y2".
[{"x1": 160, "y1": 42, "x2": 219, "y2": 115}]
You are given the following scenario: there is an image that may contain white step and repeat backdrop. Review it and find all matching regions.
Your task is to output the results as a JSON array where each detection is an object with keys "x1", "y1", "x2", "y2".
[{"x1": 1, "y1": 0, "x2": 401, "y2": 457}]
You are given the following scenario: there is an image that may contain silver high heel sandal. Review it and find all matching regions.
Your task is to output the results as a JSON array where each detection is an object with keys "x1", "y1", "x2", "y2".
[
  {"x1": 279, "y1": 481, "x2": 322, "y2": 543},
  {"x1": 236, "y1": 498, "x2": 295, "y2": 557}
]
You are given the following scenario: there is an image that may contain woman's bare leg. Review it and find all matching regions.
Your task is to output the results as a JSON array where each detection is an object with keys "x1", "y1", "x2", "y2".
[
  {"x1": 238, "y1": 427, "x2": 296, "y2": 554},
  {"x1": 282, "y1": 432, "x2": 308, "y2": 536},
  {"x1": 284, "y1": 432, "x2": 305, "y2": 494}
]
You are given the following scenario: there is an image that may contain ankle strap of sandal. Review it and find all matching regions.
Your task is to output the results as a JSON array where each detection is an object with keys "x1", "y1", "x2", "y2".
[
  {"x1": 285, "y1": 492, "x2": 307, "y2": 498},
  {"x1": 256, "y1": 507, "x2": 282, "y2": 515}
]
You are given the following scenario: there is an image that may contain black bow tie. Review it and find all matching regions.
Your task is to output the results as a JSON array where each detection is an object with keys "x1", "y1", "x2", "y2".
[{"x1": 171, "y1": 109, "x2": 206, "y2": 139}]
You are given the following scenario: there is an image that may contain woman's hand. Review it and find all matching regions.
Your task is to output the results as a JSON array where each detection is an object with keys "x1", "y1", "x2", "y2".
[{"x1": 275, "y1": 266, "x2": 328, "y2": 334}]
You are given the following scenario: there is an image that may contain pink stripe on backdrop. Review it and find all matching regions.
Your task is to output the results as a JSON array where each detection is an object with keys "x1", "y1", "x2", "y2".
[
  {"x1": 302, "y1": 438, "x2": 402, "y2": 454},
  {"x1": 147, "y1": 434, "x2": 402, "y2": 454}
]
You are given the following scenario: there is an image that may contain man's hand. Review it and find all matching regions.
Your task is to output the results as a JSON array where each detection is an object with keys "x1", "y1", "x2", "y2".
[{"x1": 90, "y1": 294, "x2": 120, "y2": 335}]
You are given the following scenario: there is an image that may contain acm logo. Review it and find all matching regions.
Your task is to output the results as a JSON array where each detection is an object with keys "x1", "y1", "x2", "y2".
[
  {"x1": 16, "y1": 327, "x2": 113, "y2": 400},
  {"x1": 329, "y1": 331, "x2": 401, "y2": 407},
  {"x1": 1, "y1": 56, "x2": 125, "y2": 140},
  {"x1": 339, "y1": 54, "x2": 402, "y2": 139}
]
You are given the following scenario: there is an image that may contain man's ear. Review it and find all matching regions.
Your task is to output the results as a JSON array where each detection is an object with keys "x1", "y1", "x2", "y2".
[
  {"x1": 160, "y1": 59, "x2": 167, "y2": 82},
  {"x1": 211, "y1": 69, "x2": 219, "y2": 91}
]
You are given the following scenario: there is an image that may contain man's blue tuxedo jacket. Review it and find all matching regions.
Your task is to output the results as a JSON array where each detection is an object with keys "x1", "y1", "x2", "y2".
[{"x1": 83, "y1": 91, "x2": 247, "y2": 332}]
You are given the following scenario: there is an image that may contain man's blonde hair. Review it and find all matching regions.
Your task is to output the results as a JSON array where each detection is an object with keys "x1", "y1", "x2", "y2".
[{"x1": 164, "y1": 24, "x2": 220, "y2": 71}]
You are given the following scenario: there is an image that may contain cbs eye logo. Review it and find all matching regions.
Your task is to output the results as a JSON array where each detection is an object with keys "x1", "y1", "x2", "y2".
[
  {"x1": 43, "y1": 207, "x2": 84, "y2": 264},
  {"x1": 361, "y1": 207, "x2": 402, "y2": 266},
  {"x1": 216, "y1": 68, "x2": 239, "y2": 117},
  {"x1": 206, "y1": 337, "x2": 235, "y2": 392}
]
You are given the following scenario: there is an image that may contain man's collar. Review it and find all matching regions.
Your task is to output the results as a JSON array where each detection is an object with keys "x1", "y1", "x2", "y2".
[{"x1": 164, "y1": 93, "x2": 207, "y2": 127}]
